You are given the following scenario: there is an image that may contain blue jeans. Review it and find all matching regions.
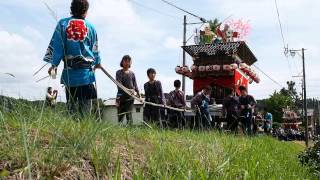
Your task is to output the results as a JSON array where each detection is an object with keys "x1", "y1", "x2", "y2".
[{"x1": 242, "y1": 111, "x2": 253, "y2": 135}]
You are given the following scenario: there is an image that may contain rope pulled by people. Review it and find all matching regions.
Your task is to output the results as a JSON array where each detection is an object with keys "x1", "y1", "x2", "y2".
[{"x1": 99, "y1": 66, "x2": 194, "y2": 113}]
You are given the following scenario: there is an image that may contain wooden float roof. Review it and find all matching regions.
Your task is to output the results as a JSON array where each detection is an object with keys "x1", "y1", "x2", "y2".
[{"x1": 182, "y1": 41, "x2": 258, "y2": 65}]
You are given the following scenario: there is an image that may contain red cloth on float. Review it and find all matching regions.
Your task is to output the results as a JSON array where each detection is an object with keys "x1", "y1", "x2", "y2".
[{"x1": 193, "y1": 69, "x2": 249, "y2": 95}]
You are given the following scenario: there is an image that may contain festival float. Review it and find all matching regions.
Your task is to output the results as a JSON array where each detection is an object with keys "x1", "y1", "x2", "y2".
[
  {"x1": 282, "y1": 108, "x2": 302, "y2": 130},
  {"x1": 176, "y1": 19, "x2": 260, "y2": 118}
]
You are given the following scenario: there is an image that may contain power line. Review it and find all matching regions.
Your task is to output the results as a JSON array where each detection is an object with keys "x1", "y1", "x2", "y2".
[
  {"x1": 274, "y1": 0, "x2": 286, "y2": 48},
  {"x1": 159, "y1": 0, "x2": 206, "y2": 22},
  {"x1": 253, "y1": 64, "x2": 283, "y2": 88},
  {"x1": 127, "y1": 0, "x2": 180, "y2": 21},
  {"x1": 274, "y1": 0, "x2": 299, "y2": 79},
  {"x1": 42, "y1": 0, "x2": 58, "y2": 22}
]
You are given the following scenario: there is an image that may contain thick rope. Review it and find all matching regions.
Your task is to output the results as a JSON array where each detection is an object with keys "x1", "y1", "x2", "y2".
[{"x1": 99, "y1": 66, "x2": 194, "y2": 113}]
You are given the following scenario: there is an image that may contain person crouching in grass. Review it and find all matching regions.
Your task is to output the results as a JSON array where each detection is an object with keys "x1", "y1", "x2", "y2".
[
  {"x1": 191, "y1": 86, "x2": 213, "y2": 130},
  {"x1": 116, "y1": 55, "x2": 140, "y2": 125},
  {"x1": 143, "y1": 68, "x2": 164, "y2": 125},
  {"x1": 46, "y1": 87, "x2": 58, "y2": 108}
]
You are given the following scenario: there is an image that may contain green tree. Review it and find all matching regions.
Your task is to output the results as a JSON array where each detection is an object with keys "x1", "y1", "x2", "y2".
[
  {"x1": 265, "y1": 91, "x2": 295, "y2": 123},
  {"x1": 280, "y1": 81, "x2": 300, "y2": 102},
  {"x1": 208, "y1": 18, "x2": 220, "y2": 31}
]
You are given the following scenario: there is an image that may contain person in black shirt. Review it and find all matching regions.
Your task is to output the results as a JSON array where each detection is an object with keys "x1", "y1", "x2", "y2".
[
  {"x1": 222, "y1": 88, "x2": 240, "y2": 132},
  {"x1": 116, "y1": 55, "x2": 140, "y2": 125},
  {"x1": 143, "y1": 68, "x2": 164, "y2": 124},
  {"x1": 238, "y1": 86, "x2": 256, "y2": 135}
]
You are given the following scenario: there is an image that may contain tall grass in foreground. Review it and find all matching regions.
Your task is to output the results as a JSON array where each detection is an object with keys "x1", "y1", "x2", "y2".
[{"x1": 0, "y1": 101, "x2": 316, "y2": 179}]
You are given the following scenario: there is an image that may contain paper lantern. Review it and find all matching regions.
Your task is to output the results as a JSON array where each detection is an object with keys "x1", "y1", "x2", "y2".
[
  {"x1": 223, "y1": 65, "x2": 232, "y2": 71},
  {"x1": 185, "y1": 72, "x2": 192, "y2": 78},
  {"x1": 175, "y1": 66, "x2": 183, "y2": 74},
  {"x1": 230, "y1": 63, "x2": 238, "y2": 70},
  {"x1": 198, "y1": 66, "x2": 206, "y2": 72},
  {"x1": 191, "y1": 65, "x2": 198, "y2": 72},
  {"x1": 248, "y1": 69, "x2": 255, "y2": 77},
  {"x1": 239, "y1": 63, "x2": 249, "y2": 71},
  {"x1": 206, "y1": 65, "x2": 214, "y2": 72},
  {"x1": 253, "y1": 75, "x2": 260, "y2": 83},
  {"x1": 182, "y1": 66, "x2": 190, "y2": 73},
  {"x1": 212, "y1": 65, "x2": 221, "y2": 71}
]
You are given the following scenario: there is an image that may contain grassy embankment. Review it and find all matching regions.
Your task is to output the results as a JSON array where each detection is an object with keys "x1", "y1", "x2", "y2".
[{"x1": 0, "y1": 101, "x2": 315, "y2": 179}]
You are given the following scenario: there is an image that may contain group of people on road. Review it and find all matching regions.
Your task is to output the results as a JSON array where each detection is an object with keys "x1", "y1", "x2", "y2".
[{"x1": 273, "y1": 127, "x2": 305, "y2": 141}]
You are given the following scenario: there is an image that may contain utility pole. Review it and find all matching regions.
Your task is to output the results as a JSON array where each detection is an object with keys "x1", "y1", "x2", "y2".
[
  {"x1": 1, "y1": 89, "x2": 4, "y2": 112},
  {"x1": 317, "y1": 99, "x2": 320, "y2": 135},
  {"x1": 302, "y1": 48, "x2": 308, "y2": 147},
  {"x1": 313, "y1": 98, "x2": 316, "y2": 136},
  {"x1": 301, "y1": 80, "x2": 304, "y2": 118},
  {"x1": 182, "y1": 15, "x2": 187, "y2": 93},
  {"x1": 289, "y1": 48, "x2": 308, "y2": 147}
]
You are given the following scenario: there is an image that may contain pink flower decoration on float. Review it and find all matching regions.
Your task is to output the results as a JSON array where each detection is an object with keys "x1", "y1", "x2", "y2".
[{"x1": 225, "y1": 19, "x2": 251, "y2": 41}]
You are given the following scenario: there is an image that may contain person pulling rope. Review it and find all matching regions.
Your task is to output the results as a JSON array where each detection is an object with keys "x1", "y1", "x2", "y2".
[{"x1": 99, "y1": 66, "x2": 194, "y2": 113}]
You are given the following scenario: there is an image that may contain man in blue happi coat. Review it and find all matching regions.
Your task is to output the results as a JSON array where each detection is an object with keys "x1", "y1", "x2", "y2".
[{"x1": 43, "y1": 0, "x2": 101, "y2": 116}]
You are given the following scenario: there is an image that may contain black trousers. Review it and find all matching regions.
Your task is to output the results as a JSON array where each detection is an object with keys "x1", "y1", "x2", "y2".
[
  {"x1": 143, "y1": 104, "x2": 160, "y2": 123},
  {"x1": 65, "y1": 84, "x2": 97, "y2": 117},
  {"x1": 118, "y1": 99, "x2": 134, "y2": 125},
  {"x1": 226, "y1": 112, "x2": 239, "y2": 132},
  {"x1": 169, "y1": 111, "x2": 185, "y2": 129}
]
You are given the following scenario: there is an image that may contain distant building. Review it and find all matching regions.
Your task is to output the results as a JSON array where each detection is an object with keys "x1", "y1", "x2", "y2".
[
  {"x1": 102, "y1": 97, "x2": 224, "y2": 125},
  {"x1": 102, "y1": 98, "x2": 144, "y2": 125},
  {"x1": 298, "y1": 108, "x2": 318, "y2": 136}
]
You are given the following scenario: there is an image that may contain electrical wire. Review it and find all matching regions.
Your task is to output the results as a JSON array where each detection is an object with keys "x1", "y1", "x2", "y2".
[
  {"x1": 253, "y1": 64, "x2": 283, "y2": 88},
  {"x1": 159, "y1": 0, "x2": 206, "y2": 22},
  {"x1": 274, "y1": 0, "x2": 299, "y2": 80},
  {"x1": 42, "y1": 0, "x2": 58, "y2": 22},
  {"x1": 274, "y1": 0, "x2": 286, "y2": 49},
  {"x1": 127, "y1": 0, "x2": 180, "y2": 21}
]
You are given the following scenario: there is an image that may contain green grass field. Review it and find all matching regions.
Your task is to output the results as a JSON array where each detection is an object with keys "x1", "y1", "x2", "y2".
[{"x1": 0, "y1": 101, "x2": 316, "y2": 179}]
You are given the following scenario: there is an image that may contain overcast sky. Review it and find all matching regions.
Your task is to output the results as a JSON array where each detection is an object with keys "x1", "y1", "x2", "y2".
[{"x1": 0, "y1": 0, "x2": 319, "y2": 101}]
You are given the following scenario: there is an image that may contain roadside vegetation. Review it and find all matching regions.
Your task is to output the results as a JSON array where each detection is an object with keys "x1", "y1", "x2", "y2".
[{"x1": 0, "y1": 99, "x2": 316, "y2": 179}]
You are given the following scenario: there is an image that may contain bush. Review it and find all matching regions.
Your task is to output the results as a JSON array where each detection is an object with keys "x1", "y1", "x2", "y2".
[{"x1": 299, "y1": 136, "x2": 320, "y2": 176}]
